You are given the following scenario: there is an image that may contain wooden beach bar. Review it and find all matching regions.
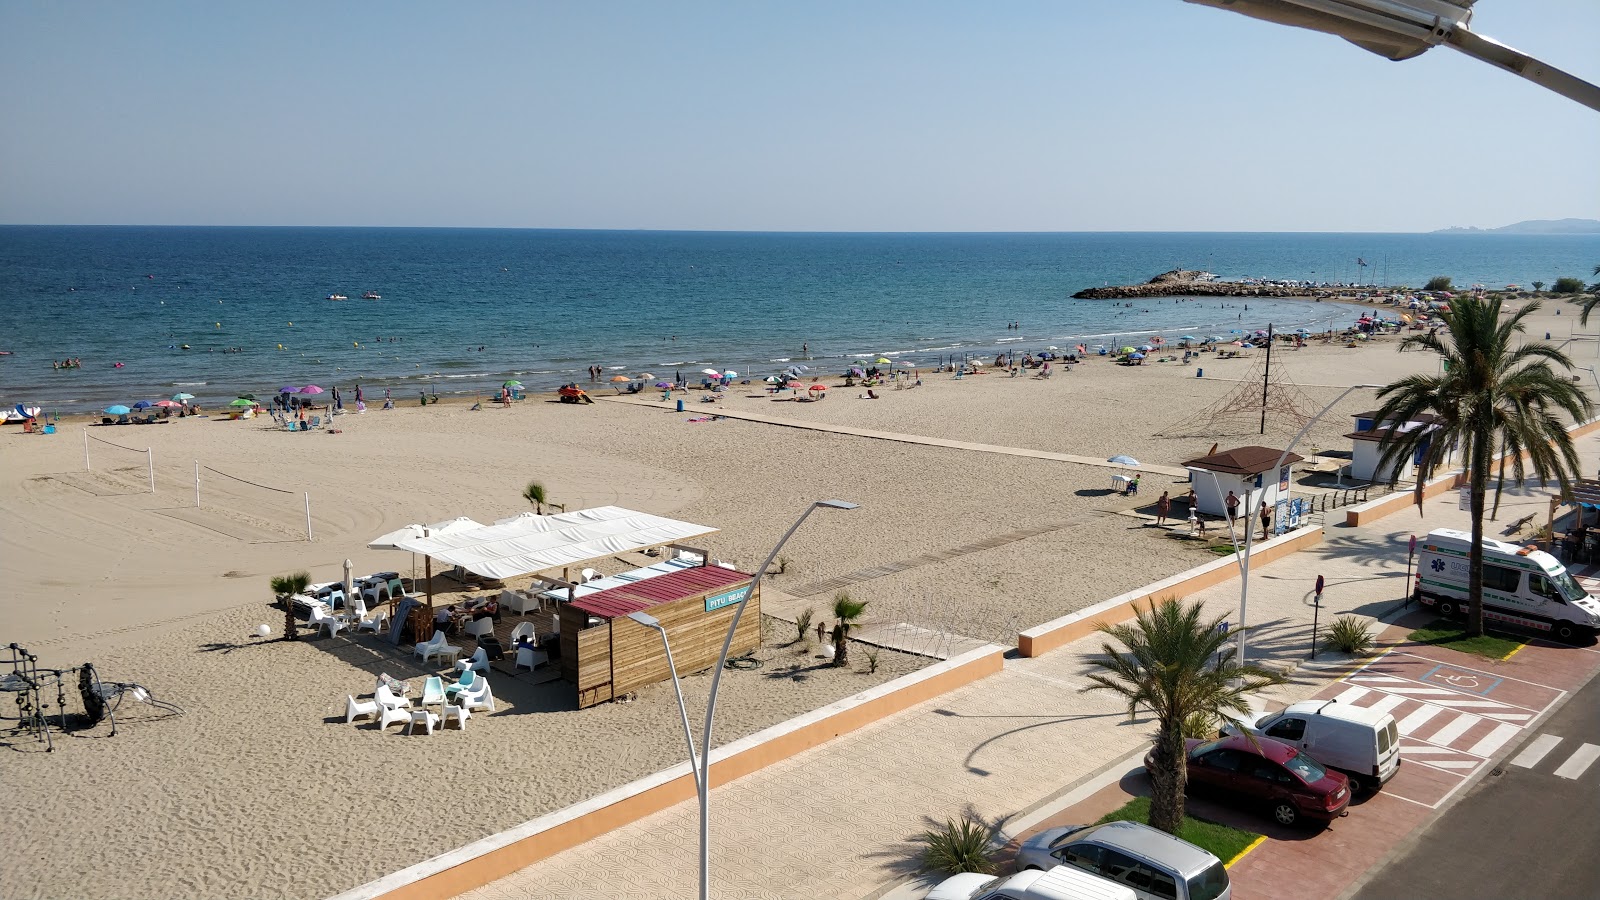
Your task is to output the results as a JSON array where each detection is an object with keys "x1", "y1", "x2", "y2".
[{"x1": 562, "y1": 565, "x2": 758, "y2": 708}]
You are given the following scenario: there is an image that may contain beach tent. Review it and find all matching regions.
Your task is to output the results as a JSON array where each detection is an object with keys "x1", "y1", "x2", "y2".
[{"x1": 368, "y1": 517, "x2": 487, "y2": 582}]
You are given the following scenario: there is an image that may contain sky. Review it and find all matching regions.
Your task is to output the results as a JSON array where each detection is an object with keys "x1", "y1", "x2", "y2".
[{"x1": 1, "y1": 1, "x2": 1596, "y2": 232}]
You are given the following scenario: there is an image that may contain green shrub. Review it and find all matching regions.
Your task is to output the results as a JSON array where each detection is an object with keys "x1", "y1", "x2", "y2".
[
  {"x1": 864, "y1": 648, "x2": 880, "y2": 674},
  {"x1": 1424, "y1": 276, "x2": 1454, "y2": 292},
  {"x1": 795, "y1": 607, "x2": 813, "y2": 644},
  {"x1": 1552, "y1": 276, "x2": 1585, "y2": 294},
  {"x1": 1324, "y1": 616, "x2": 1374, "y2": 654},
  {"x1": 921, "y1": 816, "x2": 997, "y2": 875}
]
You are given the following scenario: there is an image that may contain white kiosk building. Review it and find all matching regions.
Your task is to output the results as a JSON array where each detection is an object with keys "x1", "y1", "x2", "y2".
[
  {"x1": 1183, "y1": 445, "x2": 1304, "y2": 522},
  {"x1": 1345, "y1": 410, "x2": 1445, "y2": 484}
]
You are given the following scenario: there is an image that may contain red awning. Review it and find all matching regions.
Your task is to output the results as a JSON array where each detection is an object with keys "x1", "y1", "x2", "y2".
[{"x1": 569, "y1": 565, "x2": 752, "y2": 619}]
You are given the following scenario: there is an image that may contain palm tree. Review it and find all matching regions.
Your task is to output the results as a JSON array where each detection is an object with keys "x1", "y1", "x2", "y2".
[
  {"x1": 829, "y1": 592, "x2": 868, "y2": 668},
  {"x1": 522, "y1": 480, "x2": 549, "y2": 514},
  {"x1": 1082, "y1": 598, "x2": 1284, "y2": 836},
  {"x1": 1574, "y1": 266, "x2": 1600, "y2": 321},
  {"x1": 270, "y1": 571, "x2": 311, "y2": 641},
  {"x1": 1373, "y1": 295, "x2": 1589, "y2": 637}
]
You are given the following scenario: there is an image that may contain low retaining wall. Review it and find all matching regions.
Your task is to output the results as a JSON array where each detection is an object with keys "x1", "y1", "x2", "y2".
[
  {"x1": 330, "y1": 642, "x2": 1006, "y2": 900},
  {"x1": 1017, "y1": 525, "x2": 1324, "y2": 658}
]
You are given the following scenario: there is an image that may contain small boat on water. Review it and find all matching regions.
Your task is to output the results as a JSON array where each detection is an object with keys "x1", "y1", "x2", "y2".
[
  {"x1": 362, "y1": 291, "x2": 381, "y2": 300},
  {"x1": 327, "y1": 293, "x2": 348, "y2": 301}
]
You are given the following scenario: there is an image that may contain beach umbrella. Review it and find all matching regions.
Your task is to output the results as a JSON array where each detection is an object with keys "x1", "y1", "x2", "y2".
[
  {"x1": 701, "y1": 368, "x2": 720, "y2": 376},
  {"x1": 105, "y1": 405, "x2": 131, "y2": 415},
  {"x1": 808, "y1": 384, "x2": 827, "y2": 392},
  {"x1": 1179, "y1": 335, "x2": 1199, "y2": 341},
  {"x1": 237, "y1": 393, "x2": 257, "y2": 401},
  {"x1": 875, "y1": 357, "x2": 891, "y2": 364},
  {"x1": 1230, "y1": 341, "x2": 1244, "y2": 347},
  {"x1": 298, "y1": 384, "x2": 324, "y2": 395},
  {"x1": 228, "y1": 398, "x2": 254, "y2": 407},
  {"x1": 1129, "y1": 352, "x2": 1145, "y2": 360},
  {"x1": 154, "y1": 400, "x2": 182, "y2": 408},
  {"x1": 723, "y1": 369, "x2": 737, "y2": 377},
  {"x1": 1240, "y1": 342, "x2": 1255, "y2": 349},
  {"x1": 171, "y1": 392, "x2": 194, "y2": 401},
  {"x1": 1119, "y1": 346, "x2": 1136, "y2": 354},
  {"x1": 968, "y1": 359, "x2": 985, "y2": 367},
  {"x1": 131, "y1": 400, "x2": 154, "y2": 410},
  {"x1": 502, "y1": 380, "x2": 522, "y2": 387},
  {"x1": 609, "y1": 375, "x2": 630, "y2": 383},
  {"x1": 1047, "y1": 346, "x2": 1059, "y2": 351},
  {"x1": 654, "y1": 381, "x2": 672, "y2": 388},
  {"x1": 635, "y1": 374, "x2": 653, "y2": 381},
  {"x1": 1108, "y1": 455, "x2": 1140, "y2": 466},
  {"x1": 1138, "y1": 345, "x2": 1153, "y2": 352},
  {"x1": 764, "y1": 375, "x2": 782, "y2": 383},
  {"x1": 278, "y1": 386, "x2": 299, "y2": 393}
]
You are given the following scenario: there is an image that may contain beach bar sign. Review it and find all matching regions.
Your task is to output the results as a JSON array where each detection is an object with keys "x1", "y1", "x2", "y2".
[{"x1": 705, "y1": 587, "x2": 747, "y2": 612}]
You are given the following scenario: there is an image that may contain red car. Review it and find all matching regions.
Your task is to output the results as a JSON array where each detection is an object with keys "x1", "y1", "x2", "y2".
[{"x1": 1149, "y1": 733, "x2": 1351, "y2": 827}]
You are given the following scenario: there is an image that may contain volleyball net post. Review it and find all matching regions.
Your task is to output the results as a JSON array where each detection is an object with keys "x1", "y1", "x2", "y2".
[{"x1": 195, "y1": 463, "x2": 310, "y2": 541}]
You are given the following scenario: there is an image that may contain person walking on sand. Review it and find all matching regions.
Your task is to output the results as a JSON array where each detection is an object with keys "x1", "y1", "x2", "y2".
[
  {"x1": 1156, "y1": 491, "x2": 1171, "y2": 526},
  {"x1": 1225, "y1": 490, "x2": 1240, "y2": 523}
]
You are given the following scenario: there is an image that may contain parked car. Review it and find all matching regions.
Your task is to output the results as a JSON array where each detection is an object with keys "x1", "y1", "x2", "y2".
[
  {"x1": 1152, "y1": 733, "x2": 1350, "y2": 827},
  {"x1": 1016, "y1": 819, "x2": 1230, "y2": 900},
  {"x1": 927, "y1": 865, "x2": 1136, "y2": 900},
  {"x1": 1223, "y1": 699, "x2": 1400, "y2": 791}
]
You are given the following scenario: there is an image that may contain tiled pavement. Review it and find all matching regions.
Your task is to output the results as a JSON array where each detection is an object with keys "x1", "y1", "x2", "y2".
[{"x1": 459, "y1": 439, "x2": 1600, "y2": 900}]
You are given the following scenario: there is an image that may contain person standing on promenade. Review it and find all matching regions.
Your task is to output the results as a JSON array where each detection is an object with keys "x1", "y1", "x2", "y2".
[
  {"x1": 1225, "y1": 490, "x2": 1240, "y2": 523},
  {"x1": 1259, "y1": 502, "x2": 1273, "y2": 540}
]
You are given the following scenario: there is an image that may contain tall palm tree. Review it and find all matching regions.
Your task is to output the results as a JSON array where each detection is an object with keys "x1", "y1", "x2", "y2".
[
  {"x1": 270, "y1": 571, "x2": 311, "y2": 641},
  {"x1": 829, "y1": 592, "x2": 868, "y2": 668},
  {"x1": 522, "y1": 480, "x2": 549, "y2": 514},
  {"x1": 1082, "y1": 598, "x2": 1284, "y2": 836},
  {"x1": 1573, "y1": 264, "x2": 1600, "y2": 319},
  {"x1": 1374, "y1": 295, "x2": 1589, "y2": 637}
]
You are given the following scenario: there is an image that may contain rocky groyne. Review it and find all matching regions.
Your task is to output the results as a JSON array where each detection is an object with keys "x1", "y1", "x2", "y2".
[{"x1": 1073, "y1": 269, "x2": 1335, "y2": 300}]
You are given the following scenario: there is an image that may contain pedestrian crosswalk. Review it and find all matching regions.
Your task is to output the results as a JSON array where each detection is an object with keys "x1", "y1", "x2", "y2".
[
  {"x1": 1329, "y1": 685, "x2": 1529, "y2": 762},
  {"x1": 1509, "y1": 735, "x2": 1599, "y2": 780}
]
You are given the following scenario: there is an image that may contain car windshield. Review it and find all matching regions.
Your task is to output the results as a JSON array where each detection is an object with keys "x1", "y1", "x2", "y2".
[
  {"x1": 1551, "y1": 568, "x2": 1589, "y2": 603},
  {"x1": 1284, "y1": 750, "x2": 1328, "y2": 783},
  {"x1": 1187, "y1": 861, "x2": 1231, "y2": 900},
  {"x1": 1189, "y1": 738, "x2": 1225, "y2": 759}
]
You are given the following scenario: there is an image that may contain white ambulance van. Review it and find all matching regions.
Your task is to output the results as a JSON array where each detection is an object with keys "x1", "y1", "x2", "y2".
[{"x1": 1414, "y1": 528, "x2": 1600, "y2": 642}]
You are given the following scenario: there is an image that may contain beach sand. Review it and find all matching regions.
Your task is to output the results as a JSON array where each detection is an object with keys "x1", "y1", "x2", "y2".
[{"x1": 2, "y1": 297, "x2": 1591, "y2": 899}]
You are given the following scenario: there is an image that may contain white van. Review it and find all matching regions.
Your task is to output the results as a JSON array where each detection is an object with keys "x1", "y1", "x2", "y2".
[
  {"x1": 928, "y1": 865, "x2": 1138, "y2": 900},
  {"x1": 1226, "y1": 700, "x2": 1400, "y2": 790},
  {"x1": 1414, "y1": 528, "x2": 1600, "y2": 642}
]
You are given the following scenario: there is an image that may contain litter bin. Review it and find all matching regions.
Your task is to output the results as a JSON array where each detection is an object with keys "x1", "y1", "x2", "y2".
[
  {"x1": 676, "y1": 400, "x2": 684, "y2": 412},
  {"x1": 1196, "y1": 368, "x2": 1204, "y2": 378}
]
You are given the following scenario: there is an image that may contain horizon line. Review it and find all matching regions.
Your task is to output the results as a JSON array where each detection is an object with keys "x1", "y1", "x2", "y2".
[{"x1": 5, "y1": 223, "x2": 1598, "y2": 235}]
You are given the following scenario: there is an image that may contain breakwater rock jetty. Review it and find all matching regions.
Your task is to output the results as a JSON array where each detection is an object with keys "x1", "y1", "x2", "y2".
[{"x1": 1073, "y1": 270, "x2": 1329, "y2": 300}]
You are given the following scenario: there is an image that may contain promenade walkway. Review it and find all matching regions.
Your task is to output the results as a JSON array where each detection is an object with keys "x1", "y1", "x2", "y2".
[
  {"x1": 455, "y1": 434, "x2": 1600, "y2": 900},
  {"x1": 599, "y1": 395, "x2": 1190, "y2": 478}
]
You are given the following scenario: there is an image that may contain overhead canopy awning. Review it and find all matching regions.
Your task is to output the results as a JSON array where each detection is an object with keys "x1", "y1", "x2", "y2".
[
  {"x1": 367, "y1": 517, "x2": 486, "y2": 550},
  {"x1": 392, "y1": 506, "x2": 718, "y2": 581}
]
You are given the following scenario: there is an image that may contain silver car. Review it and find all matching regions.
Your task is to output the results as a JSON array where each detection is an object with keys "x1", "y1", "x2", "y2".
[{"x1": 1015, "y1": 820, "x2": 1231, "y2": 900}]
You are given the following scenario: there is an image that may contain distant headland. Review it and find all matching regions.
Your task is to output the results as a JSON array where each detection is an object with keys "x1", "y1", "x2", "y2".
[{"x1": 1431, "y1": 218, "x2": 1600, "y2": 235}]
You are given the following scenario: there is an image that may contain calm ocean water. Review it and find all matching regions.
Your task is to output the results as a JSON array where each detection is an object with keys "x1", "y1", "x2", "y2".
[{"x1": 1, "y1": 227, "x2": 1596, "y2": 412}]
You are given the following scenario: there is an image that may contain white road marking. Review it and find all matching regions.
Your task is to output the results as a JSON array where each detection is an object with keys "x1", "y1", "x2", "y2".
[
  {"x1": 1368, "y1": 694, "x2": 1408, "y2": 715},
  {"x1": 1332, "y1": 686, "x2": 1370, "y2": 704},
  {"x1": 1467, "y1": 722, "x2": 1521, "y2": 758},
  {"x1": 1398, "y1": 705, "x2": 1443, "y2": 735},
  {"x1": 1553, "y1": 743, "x2": 1600, "y2": 780},
  {"x1": 1510, "y1": 734, "x2": 1563, "y2": 769},
  {"x1": 1427, "y1": 712, "x2": 1484, "y2": 748}
]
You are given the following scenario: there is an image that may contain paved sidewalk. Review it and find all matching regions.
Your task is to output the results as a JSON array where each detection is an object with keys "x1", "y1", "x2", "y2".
[
  {"x1": 599, "y1": 395, "x2": 1190, "y2": 477},
  {"x1": 459, "y1": 439, "x2": 1600, "y2": 900}
]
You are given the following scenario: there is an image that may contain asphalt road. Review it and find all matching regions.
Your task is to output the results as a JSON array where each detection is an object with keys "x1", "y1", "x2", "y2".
[{"x1": 1351, "y1": 662, "x2": 1600, "y2": 900}]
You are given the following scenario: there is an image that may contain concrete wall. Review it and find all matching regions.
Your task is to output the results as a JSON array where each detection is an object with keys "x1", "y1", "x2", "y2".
[
  {"x1": 1017, "y1": 524, "x2": 1325, "y2": 658},
  {"x1": 329, "y1": 642, "x2": 1005, "y2": 900}
]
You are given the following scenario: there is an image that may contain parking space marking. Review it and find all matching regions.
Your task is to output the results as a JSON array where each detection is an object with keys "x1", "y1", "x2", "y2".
[
  {"x1": 1397, "y1": 705, "x2": 1442, "y2": 735},
  {"x1": 1399, "y1": 745, "x2": 1480, "y2": 770},
  {"x1": 1510, "y1": 734, "x2": 1563, "y2": 769},
  {"x1": 1466, "y1": 722, "x2": 1521, "y2": 758},
  {"x1": 1553, "y1": 743, "x2": 1600, "y2": 780},
  {"x1": 1395, "y1": 651, "x2": 1565, "y2": 692},
  {"x1": 1420, "y1": 663, "x2": 1504, "y2": 695},
  {"x1": 1426, "y1": 712, "x2": 1483, "y2": 747},
  {"x1": 1368, "y1": 694, "x2": 1408, "y2": 715},
  {"x1": 1331, "y1": 686, "x2": 1370, "y2": 704}
]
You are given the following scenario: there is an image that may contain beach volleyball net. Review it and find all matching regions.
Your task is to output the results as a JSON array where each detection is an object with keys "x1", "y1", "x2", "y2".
[
  {"x1": 193, "y1": 463, "x2": 313, "y2": 541},
  {"x1": 82, "y1": 430, "x2": 155, "y2": 493}
]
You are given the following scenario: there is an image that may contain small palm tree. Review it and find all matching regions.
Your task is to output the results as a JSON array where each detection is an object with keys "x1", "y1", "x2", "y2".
[
  {"x1": 1374, "y1": 295, "x2": 1589, "y2": 637},
  {"x1": 829, "y1": 592, "x2": 868, "y2": 668},
  {"x1": 1532, "y1": 281, "x2": 1545, "y2": 292},
  {"x1": 522, "y1": 480, "x2": 549, "y2": 514},
  {"x1": 270, "y1": 571, "x2": 311, "y2": 641},
  {"x1": 1082, "y1": 598, "x2": 1284, "y2": 836}
]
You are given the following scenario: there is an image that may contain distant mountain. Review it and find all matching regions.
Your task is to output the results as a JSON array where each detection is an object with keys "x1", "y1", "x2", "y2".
[{"x1": 1433, "y1": 218, "x2": 1600, "y2": 234}]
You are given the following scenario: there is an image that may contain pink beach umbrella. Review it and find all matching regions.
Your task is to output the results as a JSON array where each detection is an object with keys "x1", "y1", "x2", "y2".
[
  {"x1": 298, "y1": 384, "x2": 325, "y2": 395},
  {"x1": 153, "y1": 399, "x2": 182, "y2": 408}
]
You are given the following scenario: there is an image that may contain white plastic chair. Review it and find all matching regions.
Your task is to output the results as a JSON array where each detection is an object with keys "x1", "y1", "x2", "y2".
[
  {"x1": 375, "y1": 683, "x2": 409, "y2": 712},
  {"x1": 378, "y1": 703, "x2": 412, "y2": 730},
  {"x1": 346, "y1": 694, "x2": 377, "y2": 724},
  {"x1": 515, "y1": 646, "x2": 549, "y2": 672},
  {"x1": 442, "y1": 703, "x2": 470, "y2": 731},
  {"x1": 579, "y1": 567, "x2": 599, "y2": 583},
  {"x1": 362, "y1": 583, "x2": 384, "y2": 607},
  {"x1": 455, "y1": 647, "x2": 489, "y2": 676},
  {"x1": 309, "y1": 606, "x2": 345, "y2": 638},
  {"x1": 357, "y1": 606, "x2": 389, "y2": 634},
  {"x1": 404, "y1": 709, "x2": 438, "y2": 735},
  {"x1": 508, "y1": 622, "x2": 535, "y2": 647},
  {"x1": 386, "y1": 578, "x2": 409, "y2": 600},
  {"x1": 463, "y1": 617, "x2": 495, "y2": 640},
  {"x1": 415, "y1": 630, "x2": 460, "y2": 666},
  {"x1": 459, "y1": 679, "x2": 495, "y2": 713}
]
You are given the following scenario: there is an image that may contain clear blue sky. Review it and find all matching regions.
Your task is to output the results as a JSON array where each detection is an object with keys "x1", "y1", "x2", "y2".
[{"x1": 1, "y1": 1, "x2": 1595, "y2": 231}]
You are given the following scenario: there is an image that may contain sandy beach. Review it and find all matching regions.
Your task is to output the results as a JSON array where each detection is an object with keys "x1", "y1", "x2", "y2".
[{"x1": 2, "y1": 296, "x2": 1593, "y2": 899}]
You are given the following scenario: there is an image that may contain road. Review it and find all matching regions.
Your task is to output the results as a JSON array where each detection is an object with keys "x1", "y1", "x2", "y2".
[{"x1": 1351, "y1": 658, "x2": 1600, "y2": 900}]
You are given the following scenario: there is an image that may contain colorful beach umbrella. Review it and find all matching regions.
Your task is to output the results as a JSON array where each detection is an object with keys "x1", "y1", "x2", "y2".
[
  {"x1": 723, "y1": 370, "x2": 737, "y2": 377},
  {"x1": 610, "y1": 375, "x2": 630, "y2": 383},
  {"x1": 131, "y1": 400, "x2": 154, "y2": 409},
  {"x1": 228, "y1": 398, "x2": 254, "y2": 407},
  {"x1": 654, "y1": 381, "x2": 672, "y2": 388},
  {"x1": 154, "y1": 400, "x2": 182, "y2": 408},
  {"x1": 503, "y1": 380, "x2": 522, "y2": 387},
  {"x1": 105, "y1": 405, "x2": 131, "y2": 415},
  {"x1": 808, "y1": 384, "x2": 827, "y2": 392},
  {"x1": 701, "y1": 368, "x2": 720, "y2": 376},
  {"x1": 874, "y1": 357, "x2": 891, "y2": 364},
  {"x1": 171, "y1": 392, "x2": 195, "y2": 401},
  {"x1": 278, "y1": 386, "x2": 299, "y2": 393},
  {"x1": 298, "y1": 384, "x2": 324, "y2": 395}
]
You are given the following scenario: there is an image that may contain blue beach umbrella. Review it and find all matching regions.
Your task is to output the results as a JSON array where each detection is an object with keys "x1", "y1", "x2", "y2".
[
  {"x1": 1179, "y1": 335, "x2": 1199, "y2": 341},
  {"x1": 105, "y1": 405, "x2": 131, "y2": 415},
  {"x1": 131, "y1": 400, "x2": 154, "y2": 410}
]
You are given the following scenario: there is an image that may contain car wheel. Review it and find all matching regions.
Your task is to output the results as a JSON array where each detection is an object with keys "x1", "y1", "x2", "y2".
[
  {"x1": 1437, "y1": 600, "x2": 1457, "y2": 619},
  {"x1": 1271, "y1": 801, "x2": 1299, "y2": 826},
  {"x1": 1554, "y1": 622, "x2": 1579, "y2": 643}
]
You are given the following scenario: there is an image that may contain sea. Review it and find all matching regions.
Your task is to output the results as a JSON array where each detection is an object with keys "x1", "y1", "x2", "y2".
[{"x1": 2, "y1": 227, "x2": 1596, "y2": 413}]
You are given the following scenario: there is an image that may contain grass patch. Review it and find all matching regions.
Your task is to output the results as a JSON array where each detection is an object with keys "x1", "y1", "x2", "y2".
[
  {"x1": 1407, "y1": 619, "x2": 1527, "y2": 660},
  {"x1": 1095, "y1": 796, "x2": 1260, "y2": 864}
]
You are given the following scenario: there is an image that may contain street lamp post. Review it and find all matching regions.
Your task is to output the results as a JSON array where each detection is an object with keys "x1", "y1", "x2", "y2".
[
  {"x1": 638, "y1": 499, "x2": 857, "y2": 900},
  {"x1": 625, "y1": 611, "x2": 701, "y2": 796},
  {"x1": 1235, "y1": 384, "x2": 1380, "y2": 667}
]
